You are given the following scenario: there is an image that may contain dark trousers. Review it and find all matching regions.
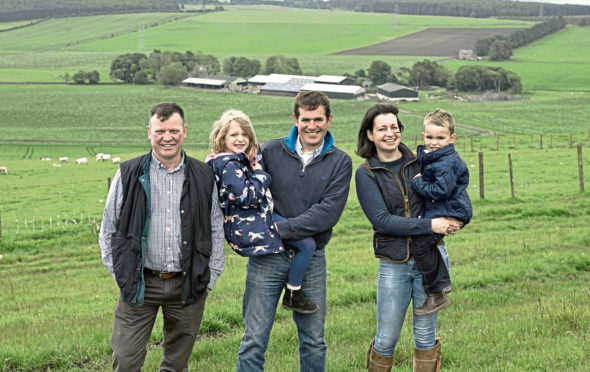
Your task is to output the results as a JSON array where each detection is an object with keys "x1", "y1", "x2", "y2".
[
  {"x1": 410, "y1": 234, "x2": 451, "y2": 293},
  {"x1": 110, "y1": 272, "x2": 208, "y2": 372}
]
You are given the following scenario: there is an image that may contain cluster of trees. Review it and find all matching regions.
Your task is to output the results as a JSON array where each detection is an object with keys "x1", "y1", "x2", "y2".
[
  {"x1": 109, "y1": 50, "x2": 219, "y2": 86},
  {"x1": 329, "y1": 0, "x2": 590, "y2": 18},
  {"x1": 0, "y1": 0, "x2": 179, "y2": 22},
  {"x1": 455, "y1": 66, "x2": 522, "y2": 93},
  {"x1": 475, "y1": 16, "x2": 567, "y2": 60},
  {"x1": 349, "y1": 59, "x2": 520, "y2": 94},
  {"x1": 222, "y1": 55, "x2": 302, "y2": 77},
  {"x1": 70, "y1": 70, "x2": 100, "y2": 84}
]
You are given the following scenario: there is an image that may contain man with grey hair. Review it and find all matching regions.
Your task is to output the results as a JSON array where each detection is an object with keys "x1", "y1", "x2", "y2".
[{"x1": 99, "y1": 102, "x2": 224, "y2": 371}]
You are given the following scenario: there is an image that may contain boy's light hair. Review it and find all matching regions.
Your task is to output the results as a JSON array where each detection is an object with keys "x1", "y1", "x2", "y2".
[
  {"x1": 423, "y1": 108, "x2": 455, "y2": 135},
  {"x1": 209, "y1": 109, "x2": 258, "y2": 160}
]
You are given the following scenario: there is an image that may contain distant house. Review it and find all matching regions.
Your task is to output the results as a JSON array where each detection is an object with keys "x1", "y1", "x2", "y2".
[
  {"x1": 376, "y1": 83, "x2": 419, "y2": 101},
  {"x1": 182, "y1": 75, "x2": 237, "y2": 90},
  {"x1": 459, "y1": 49, "x2": 475, "y2": 60},
  {"x1": 300, "y1": 83, "x2": 365, "y2": 100}
]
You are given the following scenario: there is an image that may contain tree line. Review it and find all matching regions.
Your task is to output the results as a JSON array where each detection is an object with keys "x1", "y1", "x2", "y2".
[
  {"x1": 350, "y1": 59, "x2": 521, "y2": 94},
  {"x1": 329, "y1": 0, "x2": 590, "y2": 18},
  {"x1": 475, "y1": 16, "x2": 567, "y2": 60},
  {"x1": 108, "y1": 51, "x2": 303, "y2": 86},
  {"x1": 0, "y1": 0, "x2": 179, "y2": 22}
]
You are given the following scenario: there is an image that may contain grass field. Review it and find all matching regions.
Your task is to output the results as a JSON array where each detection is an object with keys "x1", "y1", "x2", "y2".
[{"x1": 0, "y1": 6, "x2": 589, "y2": 371}]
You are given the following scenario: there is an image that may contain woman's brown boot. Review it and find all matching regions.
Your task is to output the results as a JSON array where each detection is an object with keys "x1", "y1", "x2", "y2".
[
  {"x1": 413, "y1": 339, "x2": 441, "y2": 372},
  {"x1": 366, "y1": 340, "x2": 393, "y2": 372}
]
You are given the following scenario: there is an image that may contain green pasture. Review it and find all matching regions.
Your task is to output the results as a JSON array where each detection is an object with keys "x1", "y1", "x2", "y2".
[
  {"x1": 1, "y1": 141, "x2": 589, "y2": 370},
  {"x1": 1, "y1": 84, "x2": 589, "y2": 146},
  {"x1": 442, "y1": 26, "x2": 590, "y2": 91},
  {"x1": 0, "y1": 9, "x2": 533, "y2": 83}
]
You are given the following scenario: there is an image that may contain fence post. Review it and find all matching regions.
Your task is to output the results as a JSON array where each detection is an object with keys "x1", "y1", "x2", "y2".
[
  {"x1": 108, "y1": 177, "x2": 112, "y2": 192},
  {"x1": 550, "y1": 133, "x2": 552, "y2": 149},
  {"x1": 578, "y1": 143, "x2": 584, "y2": 192},
  {"x1": 540, "y1": 134, "x2": 543, "y2": 150},
  {"x1": 513, "y1": 136, "x2": 516, "y2": 149},
  {"x1": 478, "y1": 151, "x2": 485, "y2": 199},
  {"x1": 470, "y1": 137, "x2": 474, "y2": 152},
  {"x1": 414, "y1": 135, "x2": 418, "y2": 148},
  {"x1": 569, "y1": 133, "x2": 573, "y2": 149},
  {"x1": 496, "y1": 136, "x2": 499, "y2": 151},
  {"x1": 508, "y1": 153, "x2": 515, "y2": 198}
]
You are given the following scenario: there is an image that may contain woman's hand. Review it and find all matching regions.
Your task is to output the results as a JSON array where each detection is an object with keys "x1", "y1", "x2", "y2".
[{"x1": 431, "y1": 217, "x2": 462, "y2": 235}]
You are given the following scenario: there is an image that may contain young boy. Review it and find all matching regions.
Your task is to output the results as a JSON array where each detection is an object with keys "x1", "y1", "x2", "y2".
[{"x1": 411, "y1": 109, "x2": 472, "y2": 316}]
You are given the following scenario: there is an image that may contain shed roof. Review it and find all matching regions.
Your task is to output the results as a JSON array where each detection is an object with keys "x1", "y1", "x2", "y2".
[
  {"x1": 377, "y1": 83, "x2": 416, "y2": 93},
  {"x1": 183, "y1": 77, "x2": 226, "y2": 86},
  {"x1": 301, "y1": 83, "x2": 365, "y2": 95}
]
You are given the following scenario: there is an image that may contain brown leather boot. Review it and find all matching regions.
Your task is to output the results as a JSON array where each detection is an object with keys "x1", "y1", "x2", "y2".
[
  {"x1": 413, "y1": 339, "x2": 441, "y2": 372},
  {"x1": 282, "y1": 287, "x2": 320, "y2": 314},
  {"x1": 366, "y1": 340, "x2": 393, "y2": 372},
  {"x1": 414, "y1": 291, "x2": 450, "y2": 316}
]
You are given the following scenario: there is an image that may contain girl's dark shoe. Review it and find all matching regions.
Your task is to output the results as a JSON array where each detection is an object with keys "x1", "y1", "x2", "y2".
[
  {"x1": 414, "y1": 291, "x2": 450, "y2": 316},
  {"x1": 282, "y1": 288, "x2": 320, "y2": 314}
]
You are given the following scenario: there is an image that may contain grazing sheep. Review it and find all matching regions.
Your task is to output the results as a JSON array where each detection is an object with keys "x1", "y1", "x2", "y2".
[
  {"x1": 52, "y1": 163, "x2": 62, "y2": 168},
  {"x1": 40, "y1": 157, "x2": 51, "y2": 161},
  {"x1": 111, "y1": 157, "x2": 121, "y2": 164},
  {"x1": 102, "y1": 154, "x2": 111, "y2": 161},
  {"x1": 0, "y1": 166, "x2": 8, "y2": 174},
  {"x1": 96, "y1": 153, "x2": 104, "y2": 161},
  {"x1": 75, "y1": 157, "x2": 88, "y2": 165},
  {"x1": 58, "y1": 157, "x2": 69, "y2": 163}
]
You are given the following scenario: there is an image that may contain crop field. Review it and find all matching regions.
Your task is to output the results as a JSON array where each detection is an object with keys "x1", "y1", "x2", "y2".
[
  {"x1": 1, "y1": 6, "x2": 589, "y2": 372},
  {"x1": 334, "y1": 28, "x2": 522, "y2": 57}
]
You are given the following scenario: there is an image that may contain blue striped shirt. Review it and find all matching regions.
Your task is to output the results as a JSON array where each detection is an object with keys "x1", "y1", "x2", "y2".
[{"x1": 99, "y1": 153, "x2": 225, "y2": 290}]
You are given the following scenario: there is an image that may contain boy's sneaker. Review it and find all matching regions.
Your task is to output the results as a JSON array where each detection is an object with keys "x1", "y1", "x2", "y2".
[
  {"x1": 282, "y1": 288, "x2": 320, "y2": 314},
  {"x1": 414, "y1": 291, "x2": 451, "y2": 316}
]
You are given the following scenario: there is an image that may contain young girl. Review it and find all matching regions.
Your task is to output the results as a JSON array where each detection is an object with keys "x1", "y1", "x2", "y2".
[{"x1": 206, "y1": 109, "x2": 319, "y2": 314}]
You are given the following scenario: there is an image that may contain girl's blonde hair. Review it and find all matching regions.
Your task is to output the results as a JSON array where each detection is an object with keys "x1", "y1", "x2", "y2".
[{"x1": 209, "y1": 109, "x2": 258, "y2": 159}]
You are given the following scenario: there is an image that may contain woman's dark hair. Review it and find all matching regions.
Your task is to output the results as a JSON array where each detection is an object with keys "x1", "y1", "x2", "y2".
[{"x1": 356, "y1": 103, "x2": 404, "y2": 159}]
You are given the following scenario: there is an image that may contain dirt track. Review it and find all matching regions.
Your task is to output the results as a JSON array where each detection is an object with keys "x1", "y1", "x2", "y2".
[{"x1": 332, "y1": 28, "x2": 521, "y2": 57}]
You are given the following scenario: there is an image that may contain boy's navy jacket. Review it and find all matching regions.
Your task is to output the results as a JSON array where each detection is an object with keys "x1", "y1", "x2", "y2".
[
  {"x1": 411, "y1": 144, "x2": 472, "y2": 225},
  {"x1": 206, "y1": 152, "x2": 284, "y2": 257}
]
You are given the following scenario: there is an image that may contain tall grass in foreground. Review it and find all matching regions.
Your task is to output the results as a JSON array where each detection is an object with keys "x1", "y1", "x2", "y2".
[{"x1": 1, "y1": 145, "x2": 589, "y2": 371}]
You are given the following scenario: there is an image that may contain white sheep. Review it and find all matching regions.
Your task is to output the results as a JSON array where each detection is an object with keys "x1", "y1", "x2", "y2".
[
  {"x1": 102, "y1": 154, "x2": 111, "y2": 161},
  {"x1": 75, "y1": 157, "x2": 88, "y2": 165},
  {"x1": 58, "y1": 157, "x2": 69, "y2": 163},
  {"x1": 0, "y1": 166, "x2": 8, "y2": 174},
  {"x1": 111, "y1": 157, "x2": 121, "y2": 164},
  {"x1": 52, "y1": 163, "x2": 62, "y2": 168},
  {"x1": 96, "y1": 153, "x2": 104, "y2": 161},
  {"x1": 40, "y1": 157, "x2": 51, "y2": 161}
]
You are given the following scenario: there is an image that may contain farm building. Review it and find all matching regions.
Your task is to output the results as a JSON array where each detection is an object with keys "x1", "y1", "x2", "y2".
[
  {"x1": 314, "y1": 75, "x2": 355, "y2": 85},
  {"x1": 248, "y1": 73, "x2": 352, "y2": 87},
  {"x1": 376, "y1": 83, "x2": 419, "y2": 102},
  {"x1": 459, "y1": 49, "x2": 475, "y2": 60},
  {"x1": 182, "y1": 76, "x2": 237, "y2": 90},
  {"x1": 300, "y1": 83, "x2": 365, "y2": 100},
  {"x1": 259, "y1": 78, "x2": 314, "y2": 97}
]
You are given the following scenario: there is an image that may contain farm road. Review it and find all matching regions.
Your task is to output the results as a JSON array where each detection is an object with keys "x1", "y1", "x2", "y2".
[{"x1": 333, "y1": 28, "x2": 521, "y2": 57}]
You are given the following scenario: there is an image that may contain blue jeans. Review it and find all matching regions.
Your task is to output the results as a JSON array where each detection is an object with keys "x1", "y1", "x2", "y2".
[
  {"x1": 373, "y1": 243, "x2": 450, "y2": 356},
  {"x1": 236, "y1": 249, "x2": 327, "y2": 372},
  {"x1": 273, "y1": 213, "x2": 316, "y2": 287}
]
